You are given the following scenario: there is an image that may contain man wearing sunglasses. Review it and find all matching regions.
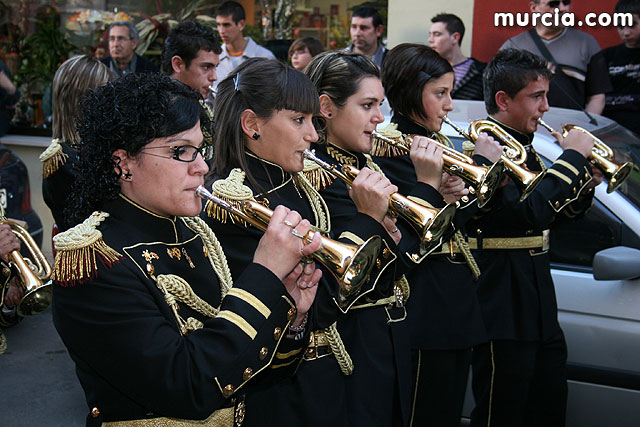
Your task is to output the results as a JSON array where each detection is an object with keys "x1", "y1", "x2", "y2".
[{"x1": 500, "y1": 0, "x2": 612, "y2": 115}]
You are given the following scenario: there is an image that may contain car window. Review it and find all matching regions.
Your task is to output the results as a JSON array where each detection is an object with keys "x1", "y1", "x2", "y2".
[{"x1": 592, "y1": 123, "x2": 640, "y2": 209}]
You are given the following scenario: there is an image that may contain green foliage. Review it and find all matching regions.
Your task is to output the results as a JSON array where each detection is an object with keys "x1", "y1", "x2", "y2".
[{"x1": 15, "y1": 15, "x2": 74, "y2": 93}]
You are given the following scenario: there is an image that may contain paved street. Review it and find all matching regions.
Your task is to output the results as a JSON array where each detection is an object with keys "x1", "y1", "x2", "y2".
[{"x1": 0, "y1": 309, "x2": 87, "y2": 426}]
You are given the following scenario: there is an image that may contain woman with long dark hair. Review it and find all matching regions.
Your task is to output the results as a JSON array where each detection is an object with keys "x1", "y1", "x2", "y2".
[{"x1": 205, "y1": 57, "x2": 403, "y2": 426}]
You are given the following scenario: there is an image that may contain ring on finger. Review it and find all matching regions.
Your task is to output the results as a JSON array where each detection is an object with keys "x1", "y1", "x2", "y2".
[
  {"x1": 391, "y1": 228, "x2": 399, "y2": 234},
  {"x1": 282, "y1": 219, "x2": 294, "y2": 227},
  {"x1": 291, "y1": 228, "x2": 305, "y2": 239}
]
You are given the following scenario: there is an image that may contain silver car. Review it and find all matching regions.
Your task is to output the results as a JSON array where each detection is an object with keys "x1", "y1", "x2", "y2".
[{"x1": 438, "y1": 100, "x2": 640, "y2": 427}]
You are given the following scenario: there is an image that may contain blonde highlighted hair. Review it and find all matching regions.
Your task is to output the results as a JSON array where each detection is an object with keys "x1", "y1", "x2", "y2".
[{"x1": 52, "y1": 55, "x2": 113, "y2": 144}]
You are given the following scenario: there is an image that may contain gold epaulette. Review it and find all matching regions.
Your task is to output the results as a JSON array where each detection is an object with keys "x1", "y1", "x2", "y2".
[
  {"x1": 39, "y1": 139, "x2": 69, "y2": 179},
  {"x1": 205, "y1": 169, "x2": 255, "y2": 225},
  {"x1": 370, "y1": 123, "x2": 406, "y2": 158},
  {"x1": 52, "y1": 212, "x2": 122, "y2": 286},
  {"x1": 302, "y1": 158, "x2": 336, "y2": 191}
]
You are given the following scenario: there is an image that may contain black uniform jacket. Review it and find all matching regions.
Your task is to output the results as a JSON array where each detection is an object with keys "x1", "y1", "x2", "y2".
[
  {"x1": 467, "y1": 117, "x2": 595, "y2": 341},
  {"x1": 42, "y1": 140, "x2": 78, "y2": 232},
  {"x1": 203, "y1": 152, "x2": 401, "y2": 427},
  {"x1": 373, "y1": 114, "x2": 487, "y2": 350},
  {"x1": 53, "y1": 194, "x2": 304, "y2": 425},
  {"x1": 299, "y1": 141, "x2": 443, "y2": 427}
]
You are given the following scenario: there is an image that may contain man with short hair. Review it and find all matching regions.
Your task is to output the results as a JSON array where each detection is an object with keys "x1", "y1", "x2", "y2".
[
  {"x1": 347, "y1": 6, "x2": 386, "y2": 68},
  {"x1": 598, "y1": 0, "x2": 640, "y2": 135},
  {"x1": 468, "y1": 48, "x2": 603, "y2": 427},
  {"x1": 100, "y1": 21, "x2": 159, "y2": 77},
  {"x1": 500, "y1": 0, "x2": 611, "y2": 114},
  {"x1": 429, "y1": 13, "x2": 485, "y2": 100},
  {"x1": 213, "y1": 1, "x2": 275, "y2": 91},
  {"x1": 162, "y1": 21, "x2": 222, "y2": 99}
]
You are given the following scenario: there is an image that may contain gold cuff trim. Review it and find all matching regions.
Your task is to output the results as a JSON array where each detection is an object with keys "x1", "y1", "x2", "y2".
[
  {"x1": 275, "y1": 346, "x2": 304, "y2": 360},
  {"x1": 547, "y1": 168, "x2": 572, "y2": 185},
  {"x1": 226, "y1": 288, "x2": 271, "y2": 319},
  {"x1": 270, "y1": 358, "x2": 299, "y2": 369},
  {"x1": 351, "y1": 295, "x2": 396, "y2": 309},
  {"x1": 217, "y1": 310, "x2": 257, "y2": 339},
  {"x1": 554, "y1": 159, "x2": 579, "y2": 176},
  {"x1": 338, "y1": 231, "x2": 364, "y2": 245}
]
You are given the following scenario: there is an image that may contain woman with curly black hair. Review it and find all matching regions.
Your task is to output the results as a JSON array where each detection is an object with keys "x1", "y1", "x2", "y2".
[
  {"x1": 52, "y1": 72, "x2": 322, "y2": 426},
  {"x1": 40, "y1": 54, "x2": 113, "y2": 232}
]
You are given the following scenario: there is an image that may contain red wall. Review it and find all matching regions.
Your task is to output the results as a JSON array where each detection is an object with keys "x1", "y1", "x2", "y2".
[{"x1": 471, "y1": 0, "x2": 621, "y2": 62}]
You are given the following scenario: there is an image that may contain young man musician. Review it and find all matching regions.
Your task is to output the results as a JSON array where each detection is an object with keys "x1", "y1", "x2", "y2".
[{"x1": 468, "y1": 48, "x2": 603, "y2": 427}]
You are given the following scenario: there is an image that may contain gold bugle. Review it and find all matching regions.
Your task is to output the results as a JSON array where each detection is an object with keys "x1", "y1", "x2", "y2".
[
  {"x1": 371, "y1": 127, "x2": 504, "y2": 208},
  {"x1": 302, "y1": 149, "x2": 456, "y2": 256},
  {"x1": 467, "y1": 119, "x2": 546, "y2": 202},
  {"x1": 537, "y1": 118, "x2": 634, "y2": 193},
  {"x1": 1, "y1": 219, "x2": 53, "y2": 317},
  {"x1": 195, "y1": 186, "x2": 382, "y2": 309}
]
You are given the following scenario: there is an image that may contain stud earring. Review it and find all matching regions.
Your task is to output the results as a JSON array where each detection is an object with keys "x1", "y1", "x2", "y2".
[
  {"x1": 327, "y1": 113, "x2": 332, "y2": 118},
  {"x1": 123, "y1": 172, "x2": 132, "y2": 181},
  {"x1": 252, "y1": 132, "x2": 260, "y2": 140}
]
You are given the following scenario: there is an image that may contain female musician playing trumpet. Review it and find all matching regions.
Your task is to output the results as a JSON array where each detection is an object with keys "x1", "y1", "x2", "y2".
[
  {"x1": 300, "y1": 51, "x2": 458, "y2": 427},
  {"x1": 204, "y1": 57, "x2": 402, "y2": 427},
  {"x1": 376, "y1": 43, "x2": 504, "y2": 427},
  {"x1": 52, "y1": 73, "x2": 321, "y2": 426}
]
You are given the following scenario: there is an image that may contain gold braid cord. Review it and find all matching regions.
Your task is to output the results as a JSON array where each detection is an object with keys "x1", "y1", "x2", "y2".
[
  {"x1": 182, "y1": 216, "x2": 233, "y2": 299},
  {"x1": 0, "y1": 329, "x2": 6, "y2": 354},
  {"x1": 324, "y1": 322, "x2": 354, "y2": 375},
  {"x1": 52, "y1": 212, "x2": 122, "y2": 286},
  {"x1": 453, "y1": 231, "x2": 481, "y2": 280},
  {"x1": 155, "y1": 274, "x2": 215, "y2": 333},
  {"x1": 205, "y1": 169, "x2": 254, "y2": 226},
  {"x1": 395, "y1": 275, "x2": 410, "y2": 302},
  {"x1": 294, "y1": 173, "x2": 331, "y2": 233},
  {"x1": 39, "y1": 138, "x2": 69, "y2": 179},
  {"x1": 200, "y1": 100, "x2": 214, "y2": 147}
]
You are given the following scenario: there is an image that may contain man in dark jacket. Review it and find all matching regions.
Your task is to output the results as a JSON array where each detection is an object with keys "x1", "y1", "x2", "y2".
[
  {"x1": 429, "y1": 13, "x2": 485, "y2": 100},
  {"x1": 100, "y1": 21, "x2": 158, "y2": 77}
]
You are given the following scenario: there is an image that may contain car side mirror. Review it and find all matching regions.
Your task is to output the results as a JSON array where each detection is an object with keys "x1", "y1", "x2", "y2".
[{"x1": 593, "y1": 246, "x2": 640, "y2": 281}]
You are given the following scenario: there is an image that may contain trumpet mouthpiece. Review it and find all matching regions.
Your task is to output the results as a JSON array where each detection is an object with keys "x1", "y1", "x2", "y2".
[{"x1": 195, "y1": 185, "x2": 211, "y2": 199}]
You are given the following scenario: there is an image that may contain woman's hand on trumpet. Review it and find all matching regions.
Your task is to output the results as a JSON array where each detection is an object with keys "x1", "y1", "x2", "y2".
[
  {"x1": 473, "y1": 132, "x2": 503, "y2": 163},
  {"x1": 382, "y1": 215, "x2": 402, "y2": 245},
  {"x1": 410, "y1": 135, "x2": 444, "y2": 189},
  {"x1": 439, "y1": 173, "x2": 469, "y2": 204},
  {"x1": 349, "y1": 167, "x2": 398, "y2": 223},
  {"x1": 0, "y1": 224, "x2": 20, "y2": 262},
  {"x1": 253, "y1": 205, "x2": 322, "y2": 321}
]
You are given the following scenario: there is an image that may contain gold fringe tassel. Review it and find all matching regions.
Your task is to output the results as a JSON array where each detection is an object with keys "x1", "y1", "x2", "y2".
[
  {"x1": 39, "y1": 139, "x2": 69, "y2": 178},
  {"x1": 52, "y1": 238, "x2": 122, "y2": 286}
]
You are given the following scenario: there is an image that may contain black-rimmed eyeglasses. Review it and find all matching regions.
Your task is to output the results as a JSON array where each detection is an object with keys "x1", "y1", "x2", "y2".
[{"x1": 140, "y1": 145, "x2": 213, "y2": 162}]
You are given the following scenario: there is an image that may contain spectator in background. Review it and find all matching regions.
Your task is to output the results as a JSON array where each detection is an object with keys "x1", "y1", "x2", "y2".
[
  {"x1": 213, "y1": 1, "x2": 275, "y2": 91},
  {"x1": 0, "y1": 59, "x2": 19, "y2": 138},
  {"x1": 598, "y1": 0, "x2": 640, "y2": 135},
  {"x1": 429, "y1": 13, "x2": 485, "y2": 100},
  {"x1": 100, "y1": 21, "x2": 159, "y2": 77},
  {"x1": 346, "y1": 6, "x2": 387, "y2": 68},
  {"x1": 288, "y1": 37, "x2": 323, "y2": 71},
  {"x1": 40, "y1": 55, "x2": 113, "y2": 232},
  {"x1": 161, "y1": 21, "x2": 221, "y2": 99},
  {"x1": 500, "y1": 0, "x2": 612, "y2": 114}
]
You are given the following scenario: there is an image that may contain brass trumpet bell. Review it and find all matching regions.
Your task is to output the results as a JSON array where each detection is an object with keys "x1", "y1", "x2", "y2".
[
  {"x1": 302, "y1": 149, "x2": 456, "y2": 255},
  {"x1": 371, "y1": 128, "x2": 504, "y2": 208},
  {"x1": 196, "y1": 186, "x2": 382, "y2": 309},
  {"x1": 468, "y1": 119, "x2": 545, "y2": 201},
  {"x1": 559, "y1": 124, "x2": 633, "y2": 193},
  {"x1": 1, "y1": 220, "x2": 53, "y2": 316}
]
